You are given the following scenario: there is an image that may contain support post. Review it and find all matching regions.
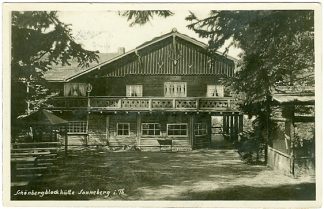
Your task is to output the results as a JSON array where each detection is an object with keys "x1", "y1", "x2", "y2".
[
  {"x1": 189, "y1": 114, "x2": 195, "y2": 149},
  {"x1": 137, "y1": 113, "x2": 141, "y2": 147},
  {"x1": 234, "y1": 114, "x2": 239, "y2": 142},
  {"x1": 106, "y1": 115, "x2": 110, "y2": 146},
  {"x1": 223, "y1": 115, "x2": 227, "y2": 134},
  {"x1": 224, "y1": 115, "x2": 227, "y2": 135},
  {"x1": 226, "y1": 115, "x2": 230, "y2": 135},
  {"x1": 230, "y1": 115, "x2": 234, "y2": 142},
  {"x1": 289, "y1": 105, "x2": 296, "y2": 176},
  {"x1": 85, "y1": 113, "x2": 89, "y2": 146},
  {"x1": 239, "y1": 114, "x2": 244, "y2": 133},
  {"x1": 265, "y1": 100, "x2": 271, "y2": 164},
  {"x1": 64, "y1": 131, "x2": 68, "y2": 157}
]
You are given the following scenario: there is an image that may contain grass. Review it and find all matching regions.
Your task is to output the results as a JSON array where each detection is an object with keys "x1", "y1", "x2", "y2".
[{"x1": 11, "y1": 148, "x2": 315, "y2": 200}]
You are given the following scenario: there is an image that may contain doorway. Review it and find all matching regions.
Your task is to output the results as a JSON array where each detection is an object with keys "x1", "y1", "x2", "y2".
[{"x1": 210, "y1": 116, "x2": 232, "y2": 148}]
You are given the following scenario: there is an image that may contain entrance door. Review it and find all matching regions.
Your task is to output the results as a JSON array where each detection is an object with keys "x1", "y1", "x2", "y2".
[{"x1": 211, "y1": 116, "x2": 224, "y2": 147}]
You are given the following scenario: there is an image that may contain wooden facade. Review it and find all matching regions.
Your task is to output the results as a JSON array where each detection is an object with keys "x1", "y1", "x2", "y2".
[{"x1": 46, "y1": 29, "x2": 243, "y2": 150}]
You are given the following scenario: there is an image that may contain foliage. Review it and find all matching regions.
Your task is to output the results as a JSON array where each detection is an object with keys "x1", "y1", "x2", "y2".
[
  {"x1": 185, "y1": 10, "x2": 315, "y2": 149},
  {"x1": 11, "y1": 11, "x2": 99, "y2": 121},
  {"x1": 119, "y1": 10, "x2": 174, "y2": 26},
  {"x1": 186, "y1": 10, "x2": 314, "y2": 113},
  {"x1": 294, "y1": 123, "x2": 314, "y2": 144}
]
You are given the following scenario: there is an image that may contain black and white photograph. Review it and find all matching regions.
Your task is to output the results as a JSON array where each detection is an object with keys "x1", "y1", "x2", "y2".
[{"x1": 3, "y1": 2, "x2": 321, "y2": 207}]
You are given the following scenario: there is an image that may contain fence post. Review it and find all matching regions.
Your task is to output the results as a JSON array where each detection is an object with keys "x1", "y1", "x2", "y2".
[{"x1": 65, "y1": 132, "x2": 68, "y2": 157}]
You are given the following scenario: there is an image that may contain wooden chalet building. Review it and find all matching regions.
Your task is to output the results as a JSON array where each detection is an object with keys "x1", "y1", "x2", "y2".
[{"x1": 45, "y1": 28, "x2": 243, "y2": 151}]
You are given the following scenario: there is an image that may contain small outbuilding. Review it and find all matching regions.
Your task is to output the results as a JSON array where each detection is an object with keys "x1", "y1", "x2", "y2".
[
  {"x1": 267, "y1": 93, "x2": 315, "y2": 177},
  {"x1": 19, "y1": 109, "x2": 68, "y2": 142}
]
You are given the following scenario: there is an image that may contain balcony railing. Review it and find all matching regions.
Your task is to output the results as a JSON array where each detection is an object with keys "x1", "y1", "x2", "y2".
[{"x1": 48, "y1": 96, "x2": 235, "y2": 111}]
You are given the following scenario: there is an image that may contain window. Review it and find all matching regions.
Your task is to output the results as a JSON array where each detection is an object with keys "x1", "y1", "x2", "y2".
[
  {"x1": 117, "y1": 123, "x2": 130, "y2": 136},
  {"x1": 167, "y1": 123, "x2": 188, "y2": 136},
  {"x1": 64, "y1": 83, "x2": 88, "y2": 96},
  {"x1": 207, "y1": 85, "x2": 224, "y2": 97},
  {"x1": 142, "y1": 123, "x2": 161, "y2": 136},
  {"x1": 164, "y1": 82, "x2": 187, "y2": 97},
  {"x1": 126, "y1": 85, "x2": 143, "y2": 97},
  {"x1": 194, "y1": 123, "x2": 208, "y2": 136},
  {"x1": 68, "y1": 121, "x2": 87, "y2": 133}
]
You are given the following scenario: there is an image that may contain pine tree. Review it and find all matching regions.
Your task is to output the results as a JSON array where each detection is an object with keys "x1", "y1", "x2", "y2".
[{"x1": 11, "y1": 11, "x2": 99, "y2": 131}]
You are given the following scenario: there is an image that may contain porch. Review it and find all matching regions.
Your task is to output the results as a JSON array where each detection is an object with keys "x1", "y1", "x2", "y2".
[
  {"x1": 48, "y1": 96, "x2": 235, "y2": 112},
  {"x1": 51, "y1": 111, "x2": 243, "y2": 151}
]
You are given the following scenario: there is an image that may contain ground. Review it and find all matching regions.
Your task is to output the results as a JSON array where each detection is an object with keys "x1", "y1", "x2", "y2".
[{"x1": 11, "y1": 148, "x2": 315, "y2": 200}]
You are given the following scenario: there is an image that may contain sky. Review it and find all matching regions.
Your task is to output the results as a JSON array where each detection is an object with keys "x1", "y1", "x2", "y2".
[{"x1": 58, "y1": 11, "x2": 242, "y2": 59}]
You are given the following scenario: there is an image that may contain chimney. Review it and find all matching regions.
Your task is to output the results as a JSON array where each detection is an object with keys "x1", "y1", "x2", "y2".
[{"x1": 117, "y1": 47, "x2": 125, "y2": 55}]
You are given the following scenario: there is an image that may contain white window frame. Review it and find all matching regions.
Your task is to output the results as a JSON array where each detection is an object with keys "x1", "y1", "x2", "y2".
[
  {"x1": 141, "y1": 123, "x2": 161, "y2": 136},
  {"x1": 117, "y1": 123, "x2": 130, "y2": 136},
  {"x1": 126, "y1": 85, "x2": 143, "y2": 97},
  {"x1": 207, "y1": 85, "x2": 224, "y2": 97},
  {"x1": 167, "y1": 123, "x2": 188, "y2": 137},
  {"x1": 67, "y1": 121, "x2": 87, "y2": 134},
  {"x1": 64, "y1": 83, "x2": 88, "y2": 97},
  {"x1": 164, "y1": 82, "x2": 187, "y2": 97},
  {"x1": 194, "y1": 123, "x2": 208, "y2": 136}
]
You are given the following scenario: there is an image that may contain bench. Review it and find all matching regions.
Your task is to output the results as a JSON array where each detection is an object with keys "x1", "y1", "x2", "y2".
[
  {"x1": 11, "y1": 151, "x2": 53, "y2": 157},
  {"x1": 11, "y1": 156, "x2": 38, "y2": 186},
  {"x1": 12, "y1": 142, "x2": 61, "y2": 146},
  {"x1": 12, "y1": 147, "x2": 59, "y2": 151},
  {"x1": 11, "y1": 157, "x2": 37, "y2": 163},
  {"x1": 11, "y1": 142, "x2": 62, "y2": 186},
  {"x1": 11, "y1": 181, "x2": 30, "y2": 187}
]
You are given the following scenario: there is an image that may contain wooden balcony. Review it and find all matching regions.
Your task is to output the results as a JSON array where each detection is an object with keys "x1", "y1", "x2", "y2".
[{"x1": 47, "y1": 96, "x2": 236, "y2": 112}]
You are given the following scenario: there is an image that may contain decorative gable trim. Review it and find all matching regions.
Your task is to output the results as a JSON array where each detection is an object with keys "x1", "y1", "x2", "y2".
[{"x1": 63, "y1": 29, "x2": 236, "y2": 82}]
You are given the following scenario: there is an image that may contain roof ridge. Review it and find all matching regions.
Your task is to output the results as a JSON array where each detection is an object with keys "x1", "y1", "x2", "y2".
[{"x1": 47, "y1": 28, "x2": 236, "y2": 82}]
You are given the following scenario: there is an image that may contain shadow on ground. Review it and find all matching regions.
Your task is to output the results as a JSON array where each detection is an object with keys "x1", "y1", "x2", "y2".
[{"x1": 11, "y1": 148, "x2": 315, "y2": 200}]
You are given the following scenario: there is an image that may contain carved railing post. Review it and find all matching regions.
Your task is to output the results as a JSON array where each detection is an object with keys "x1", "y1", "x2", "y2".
[
  {"x1": 149, "y1": 98, "x2": 152, "y2": 111},
  {"x1": 118, "y1": 98, "x2": 123, "y2": 108},
  {"x1": 196, "y1": 98, "x2": 200, "y2": 110}
]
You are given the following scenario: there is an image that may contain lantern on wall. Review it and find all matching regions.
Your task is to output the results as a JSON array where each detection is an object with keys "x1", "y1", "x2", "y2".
[{"x1": 87, "y1": 83, "x2": 93, "y2": 96}]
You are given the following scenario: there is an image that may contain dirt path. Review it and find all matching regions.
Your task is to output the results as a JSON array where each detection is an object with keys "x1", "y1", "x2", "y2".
[{"x1": 11, "y1": 149, "x2": 315, "y2": 200}]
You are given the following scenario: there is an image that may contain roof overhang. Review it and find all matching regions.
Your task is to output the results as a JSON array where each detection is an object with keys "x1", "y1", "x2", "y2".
[
  {"x1": 58, "y1": 29, "x2": 237, "y2": 82},
  {"x1": 272, "y1": 94, "x2": 315, "y2": 105}
]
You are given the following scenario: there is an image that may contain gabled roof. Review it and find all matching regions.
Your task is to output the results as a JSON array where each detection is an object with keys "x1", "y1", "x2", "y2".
[
  {"x1": 20, "y1": 109, "x2": 68, "y2": 126},
  {"x1": 43, "y1": 53, "x2": 120, "y2": 82},
  {"x1": 45, "y1": 28, "x2": 237, "y2": 82}
]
